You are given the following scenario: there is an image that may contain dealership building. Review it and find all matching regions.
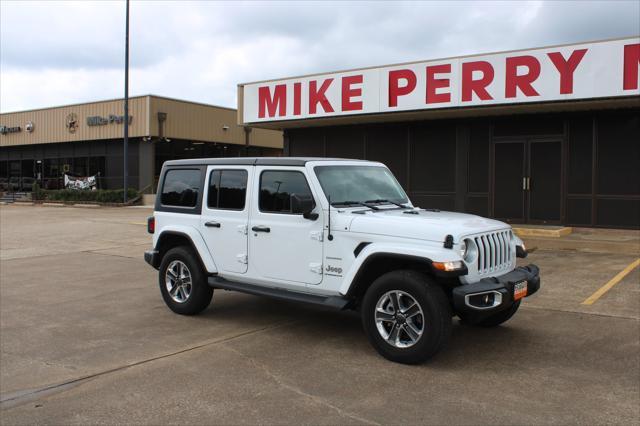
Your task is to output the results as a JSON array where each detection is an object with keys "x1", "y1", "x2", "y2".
[
  {"x1": 0, "y1": 95, "x2": 282, "y2": 191},
  {"x1": 239, "y1": 37, "x2": 640, "y2": 229}
]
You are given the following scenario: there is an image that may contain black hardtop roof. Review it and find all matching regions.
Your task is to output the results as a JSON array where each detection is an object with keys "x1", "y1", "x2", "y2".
[{"x1": 163, "y1": 157, "x2": 372, "y2": 167}]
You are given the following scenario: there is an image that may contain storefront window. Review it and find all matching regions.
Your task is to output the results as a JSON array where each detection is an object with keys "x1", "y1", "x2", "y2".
[
  {"x1": 89, "y1": 157, "x2": 105, "y2": 176},
  {"x1": 74, "y1": 157, "x2": 88, "y2": 176}
]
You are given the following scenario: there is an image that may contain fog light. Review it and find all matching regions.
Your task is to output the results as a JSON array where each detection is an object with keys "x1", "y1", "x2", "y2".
[{"x1": 464, "y1": 291, "x2": 503, "y2": 310}]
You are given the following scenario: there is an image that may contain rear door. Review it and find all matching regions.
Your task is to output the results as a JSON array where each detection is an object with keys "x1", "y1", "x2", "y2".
[
  {"x1": 249, "y1": 167, "x2": 324, "y2": 286},
  {"x1": 200, "y1": 166, "x2": 251, "y2": 274}
]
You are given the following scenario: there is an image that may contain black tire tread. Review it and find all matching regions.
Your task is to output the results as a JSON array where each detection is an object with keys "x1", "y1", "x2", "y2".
[
  {"x1": 361, "y1": 270, "x2": 452, "y2": 364},
  {"x1": 158, "y1": 245, "x2": 213, "y2": 315}
]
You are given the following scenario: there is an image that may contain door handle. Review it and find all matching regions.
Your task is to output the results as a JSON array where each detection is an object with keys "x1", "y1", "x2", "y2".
[
  {"x1": 205, "y1": 221, "x2": 221, "y2": 228},
  {"x1": 523, "y1": 177, "x2": 527, "y2": 191},
  {"x1": 527, "y1": 177, "x2": 531, "y2": 191},
  {"x1": 252, "y1": 226, "x2": 270, "y2": 233}
]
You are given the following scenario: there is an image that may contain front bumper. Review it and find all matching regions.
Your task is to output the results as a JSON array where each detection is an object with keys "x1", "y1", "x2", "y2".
[
  {"x1": 144, "y1": 250, "x2": 160, "y2": 269},
  {"x1": 452, "y1": 264, "x2": 540, "y2": 319}
]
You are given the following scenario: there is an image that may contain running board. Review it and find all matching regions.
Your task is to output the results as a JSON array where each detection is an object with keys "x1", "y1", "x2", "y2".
[{"x1": 207, "y1": 276, "x2": 350, "y2": 310}]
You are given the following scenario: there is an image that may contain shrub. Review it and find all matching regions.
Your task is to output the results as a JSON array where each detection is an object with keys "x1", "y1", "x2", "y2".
[
  {"x1": 32, "y1": 182, "x2": 46, "y2": 200},
  {"x1": 44, "y1": 188, "x2": 139, "y2": 203}
]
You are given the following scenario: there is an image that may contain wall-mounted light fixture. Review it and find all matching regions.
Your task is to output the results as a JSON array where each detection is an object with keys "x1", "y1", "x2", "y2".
[{"x1": 222, "y1": 125, "x2": 230, "y2": 131}]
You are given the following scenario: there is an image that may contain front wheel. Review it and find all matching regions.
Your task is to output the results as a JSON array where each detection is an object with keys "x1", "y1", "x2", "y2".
[
  {"x1": 158, "y1": 246, "x2": 213, "y2": 315},
  {"x1": 361, "y1": 270, "x2": 451, "y2": 364}
]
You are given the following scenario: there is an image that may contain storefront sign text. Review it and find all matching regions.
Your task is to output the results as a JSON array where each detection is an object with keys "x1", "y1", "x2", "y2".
[{"x1": 242, "y1": 37, "x2": 640, "y2": 123}]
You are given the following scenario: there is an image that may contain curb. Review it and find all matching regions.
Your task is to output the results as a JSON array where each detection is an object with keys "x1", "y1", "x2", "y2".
[{"x1": 513, "y1": 227, "x2": 573, "y2": 238}]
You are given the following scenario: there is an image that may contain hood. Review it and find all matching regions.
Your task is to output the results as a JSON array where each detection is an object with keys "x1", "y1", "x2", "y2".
[{"x1": 347, "y1": 208, "x2": 510, "y2": 243}]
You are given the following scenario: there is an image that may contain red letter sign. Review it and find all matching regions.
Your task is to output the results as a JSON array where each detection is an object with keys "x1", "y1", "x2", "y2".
[
  {"x1": 342, "y1": 75, "x2": 363, "y2": 111},
  {"x1": 547, "y1": 49, "x2": 588, "y2": 94},
  {"x1": 309, "y1": 79, "x2": 334, "y2": 114},
  {"x1": 426, "y1": 64, "x2": 451, "y2": 104},
  {"x1": 258, "y1": 85, "x2": 286, "y2": 118},
  {"x1": 505, "y1": 55, "x2": 541, "y2": 98},
  {"x1": 293, "y1": 82, "x2": 302, "y2": 116},
  {"x1": 461, "y1": 61, "x2": 494, "y2": 101},
  {"x1": 388, "y1": 69, "x2": 417, "y2": 107},
  {"x1": 623, "y1": 43, "x2": 640, "y2": 90}
]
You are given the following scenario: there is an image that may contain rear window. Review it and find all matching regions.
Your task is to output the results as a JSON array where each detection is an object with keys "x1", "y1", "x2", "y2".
[
  {"x1": 161, "y1": 169, "x2": 201, "y2": 207},
  {"x1": 208, "y1": 169, "x2": 248, "y2": 210}
]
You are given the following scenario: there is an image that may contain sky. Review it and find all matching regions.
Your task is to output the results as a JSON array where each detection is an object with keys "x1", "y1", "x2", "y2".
[{"x1": 1, "y1": 0, "x2": 639, "y2": 113}]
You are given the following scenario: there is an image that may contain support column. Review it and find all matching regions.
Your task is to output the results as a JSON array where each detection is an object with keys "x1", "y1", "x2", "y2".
[{"x1": 138, "y1": 140, "x2": 155, "y2": 193}]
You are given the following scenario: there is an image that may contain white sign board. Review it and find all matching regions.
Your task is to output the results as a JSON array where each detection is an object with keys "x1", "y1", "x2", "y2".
[{"x1": 242, "y1": 37, "x2": 640, "y2": 123}]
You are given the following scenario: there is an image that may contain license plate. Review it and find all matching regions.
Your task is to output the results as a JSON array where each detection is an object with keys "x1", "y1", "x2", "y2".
[{"x1": 514, "y1": 280, "x2": 528, "y2": 301}]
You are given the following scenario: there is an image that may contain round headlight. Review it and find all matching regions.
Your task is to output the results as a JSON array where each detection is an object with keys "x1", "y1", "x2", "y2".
[
  {"x1": 461, "y1": 238, "x2": 477, "y2": 263},
  {"x1": 459, "y1": 240, "x2": 467, "y2": 258}
]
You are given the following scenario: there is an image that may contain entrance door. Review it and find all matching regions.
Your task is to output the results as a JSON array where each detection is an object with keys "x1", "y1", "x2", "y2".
[
  {"x1": 493, "y1": 138, "x2": 562, "y2": 224},
  {"x1": 528, "y1": 140, "x2": 561, "y2": 223},
  {"x1": 493, "y1": 141, "x2": 526, "y2": 222}
]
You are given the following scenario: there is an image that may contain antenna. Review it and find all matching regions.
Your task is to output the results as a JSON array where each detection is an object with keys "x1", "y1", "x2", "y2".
[{"x1": 327, "y1": 195, "x2": 333, "y2": 241}]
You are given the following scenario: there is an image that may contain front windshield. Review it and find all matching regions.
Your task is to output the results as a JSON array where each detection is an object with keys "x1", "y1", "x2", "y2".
[{"x1": 314, "y1": 165, "x2": 409, "y2": 206}]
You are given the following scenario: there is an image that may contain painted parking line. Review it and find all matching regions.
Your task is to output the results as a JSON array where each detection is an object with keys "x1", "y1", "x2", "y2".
[
  {"x1": 129, "y1": 222, "x2": 147, "y2": 226},
  {"x1": 581, "y1": 258, "x2": 640, "y2": 305}
]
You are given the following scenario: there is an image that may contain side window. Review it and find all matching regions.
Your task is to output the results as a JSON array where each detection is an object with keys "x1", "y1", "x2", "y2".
[
  {"x1": 207, "y1": 169, "x2": 248, "y2": 210},
  {"x1": 161, "y1": 169, "x2": 201, "y2": 207},
  {"x1": 259, "y1": 170, "x2": 315, "y2": 214}
]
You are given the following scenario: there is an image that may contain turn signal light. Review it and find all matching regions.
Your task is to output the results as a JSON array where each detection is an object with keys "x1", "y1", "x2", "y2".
[
  {"x1": 147, "y1": 216, "x2": 155, "y2": 234},
  {"x1": 432, "y1": 260, "x2": 464, "y2": 272}
]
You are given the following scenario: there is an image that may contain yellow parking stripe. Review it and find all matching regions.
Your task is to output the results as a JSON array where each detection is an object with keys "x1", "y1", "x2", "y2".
[
  {"x1": 129, "y1": 222, "x2": 146, "y2": 226},
  {"x1": 581, "y1": 258, "x2": 640, "y2": 305}
]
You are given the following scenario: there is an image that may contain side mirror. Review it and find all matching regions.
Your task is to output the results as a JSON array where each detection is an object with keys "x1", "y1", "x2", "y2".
[{"x1": 291, "y1": 194, "x2": 318, "y2": 220}]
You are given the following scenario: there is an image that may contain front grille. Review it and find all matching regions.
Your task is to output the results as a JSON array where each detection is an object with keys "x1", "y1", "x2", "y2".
[{"x1": 473, "y1": 230, "x2": 513, "y2": 275}]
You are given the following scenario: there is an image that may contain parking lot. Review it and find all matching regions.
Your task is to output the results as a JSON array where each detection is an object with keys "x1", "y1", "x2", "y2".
[{"x1": 0, "y1": 204, "x2": 638, "y2": 425}]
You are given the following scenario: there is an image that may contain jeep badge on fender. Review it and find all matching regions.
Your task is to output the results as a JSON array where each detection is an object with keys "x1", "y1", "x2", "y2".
[{"x1": 144, "y1": 157, "x2": 540, "y2": 364}]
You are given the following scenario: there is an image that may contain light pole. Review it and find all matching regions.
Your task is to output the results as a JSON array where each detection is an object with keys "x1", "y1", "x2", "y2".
[{"x1": 123, "y1": 0, "x2": 130, "y2": 203}]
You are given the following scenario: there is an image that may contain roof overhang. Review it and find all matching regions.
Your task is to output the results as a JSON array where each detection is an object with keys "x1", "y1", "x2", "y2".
[{"x1": 242, "y1": 96, "x2": 640, "y2": 130}]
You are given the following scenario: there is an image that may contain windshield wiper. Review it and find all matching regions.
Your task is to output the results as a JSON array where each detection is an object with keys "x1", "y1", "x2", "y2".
[
  {"x1": 364, "y1": 199, "x2": 411, "y2": 209},
  {"x1": 331, "y1": 200, "x2": 380, "y2": 210}
]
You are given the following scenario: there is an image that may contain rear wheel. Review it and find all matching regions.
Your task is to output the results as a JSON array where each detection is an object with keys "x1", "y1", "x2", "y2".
[
  {"x1": 361, "y1": 270, "x2": 451, "y2": 364},
  {"x1": 159, "y1": 246, "x2": 213, "y2": 315}
]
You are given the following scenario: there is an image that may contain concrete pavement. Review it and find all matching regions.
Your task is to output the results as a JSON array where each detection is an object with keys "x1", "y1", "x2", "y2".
[{"x1": 1, "y1": 205, "x2": 638, "y2": 424}]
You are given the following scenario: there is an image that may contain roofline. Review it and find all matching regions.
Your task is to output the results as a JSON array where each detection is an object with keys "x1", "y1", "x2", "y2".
[
  {"x1": 238, "y1": 35, "x2": 640, "y2": 87},
  {"x1": 0, "y1": 94, "x2": 237, "y2": 115}
]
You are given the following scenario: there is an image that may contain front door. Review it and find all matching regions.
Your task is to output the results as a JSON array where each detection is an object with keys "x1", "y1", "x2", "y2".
[
  {"x1": 528, "y1": 140, "x2": 562, "y2": 223},
  {"x1": 249, "y1": 167, "x2": 324, "y2": 286},
  {"x1": 493, "y1": 138, "x2": 562, "y2": 224},
  {"x1": 200, "y1": 166, "x2": 250, "y2": 274},
  {"x1": 493, "y1": 141, "x2": 526, "y2": 222}
]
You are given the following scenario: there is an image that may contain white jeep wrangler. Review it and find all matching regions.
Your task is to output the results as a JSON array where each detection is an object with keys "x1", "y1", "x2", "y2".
[{"x1": 145, "y1": 158, "x2": 540, "y2": 364}]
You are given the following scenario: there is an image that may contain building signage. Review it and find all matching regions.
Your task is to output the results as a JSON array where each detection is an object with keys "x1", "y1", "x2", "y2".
[
  {"x1": 0, "y1": 125, "x2": 21, "y2": 135},
  {"x1": 66, "y1": 113, "x2": 79, "y2": 133},
  {"x1": 242, "y1": 37, "x2": 640, "y2": 123},
  {"x1": 86, "y1": 114, "x2": 133, "y2": 126}
]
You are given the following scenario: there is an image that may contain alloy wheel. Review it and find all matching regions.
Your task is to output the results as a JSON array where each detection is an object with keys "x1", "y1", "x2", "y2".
[
  {"x1": 374, "y1": 290, "x2": 424, "y2": 348},
  {"x1": 165, "y1": 260, "x2": 193, "y2": 303}
]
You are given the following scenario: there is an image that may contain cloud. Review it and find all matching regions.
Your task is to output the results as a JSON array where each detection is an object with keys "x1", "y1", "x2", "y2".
[{"x1": 1, "y1": 0, "x2": 638, "y2": 112}]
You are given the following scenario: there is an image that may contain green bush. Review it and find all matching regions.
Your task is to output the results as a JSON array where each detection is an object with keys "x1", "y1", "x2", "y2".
[
  {"x1": 44, "y1": 188, "x2": 139, "y2": 203},
  {"x1": 32, "y1": 182, "x2": 46, "y2": 200}
]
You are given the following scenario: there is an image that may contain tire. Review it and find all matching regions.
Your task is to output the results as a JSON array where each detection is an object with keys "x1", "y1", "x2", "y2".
[
  {"x1": 158, "y1": 246, "x2": 213, "y2": 315},
  {"x1": 361, "y1": 270, "x2": 452, "y2": 364},
  {"x1": 475, "y1": 301, "x2": 521, "y2": 327}
]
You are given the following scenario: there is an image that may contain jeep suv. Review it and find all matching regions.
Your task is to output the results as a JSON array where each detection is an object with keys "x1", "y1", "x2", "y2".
[{"x1": 145, "y1": 158, "x2": 540, "y2": 364}]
